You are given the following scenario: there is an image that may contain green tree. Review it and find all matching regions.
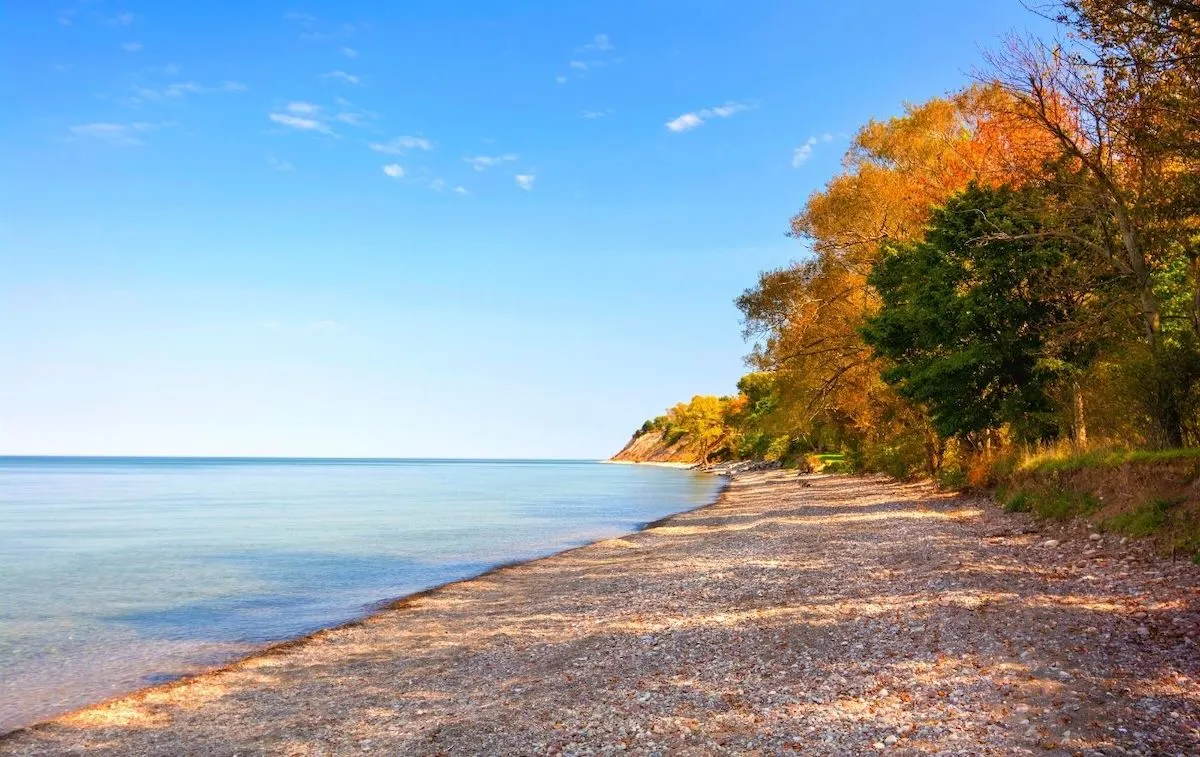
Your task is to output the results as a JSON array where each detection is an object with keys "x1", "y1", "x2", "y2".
[{"x1": 862, "y1": 184, "x2": 1097, "y2": 443}]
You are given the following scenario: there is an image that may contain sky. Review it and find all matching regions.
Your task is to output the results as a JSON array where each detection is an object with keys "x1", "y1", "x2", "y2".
[{"x1": 0, "y1": 0, "x2": 1057, "y2": 458}]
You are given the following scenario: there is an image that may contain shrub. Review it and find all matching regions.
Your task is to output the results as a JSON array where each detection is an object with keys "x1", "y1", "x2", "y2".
[
  {"x1": 1004, "y1": 491, "x2": 1032, "y2": 513},
  {"x1": 866, "y1": 434, "x2": 929, "y2": 480},
  {"x1": 937, "y1": 465, "x2": 968, "y2": 490}
]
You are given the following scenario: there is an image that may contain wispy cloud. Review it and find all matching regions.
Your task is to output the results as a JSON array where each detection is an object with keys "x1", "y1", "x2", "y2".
[
  {"x1": 791, "y1": 133, "x2": 834, "y2": 167},
  {"x1": 581, "y1": 109, "x2": 612, "y2": 119},
  {"x1": 383, "y1": 163, "x2": 405, "y2": 179},
  {"x1": 578, "y1": 33, "x2": 613, "y2": 52},
  {"x1": 105, "y1": 10, "x2": 134, "y2": 27},
  {"x1": 558, "y1": 34, "x2": 619, "y2": 82},
  {"x1": 515, "y1": 173, "x2": 536, "y2": 191},
  {"x1": 269, "y1": 112, "x2": 334, "y2": 135},
  {"x1": 341, "y1": 46, "x2": 358, "y2": 58},
  {"x1": 327, "y1": 97, "x2": 376, "y2": 127},
  {"x1": 286, "y1": 101, "x2": 320, "y2": 115},
  {"x1": 68, "y1": 121, "x2": 169, "y2": 146},
  {"x1": 308, "y1": 320, "x2": 340, "y2": 333},
  {"x1": 58, "y1": 4, "x2": 133, "y2": 27},
  {"x1": 665, "y1": 101, "x2": 749, "y2": 132},
  {"x1": 267, "y1": 155, "x2": 295, "y2": 171},
  {"x1": 134, "y1": 80, "x2": 246, "y2": 102},
  {"x1": 321, "y1": 70, "x2": 361, "y2": 85},
  {"x1": 452, "y1": 186, "x2": 470, "y2": 196},
  {"x1": 369, "y1": 136, "x2": 433, "y2": 154},
  {"x1": 120, "y1": 41, "x2": 143, "y2": 53},
  {"x1": 464, "y1": 153, "x2": 517, "y2": 171},
  {"x1": 284, "y1": 11, "x2": 356, "y2": 42}
]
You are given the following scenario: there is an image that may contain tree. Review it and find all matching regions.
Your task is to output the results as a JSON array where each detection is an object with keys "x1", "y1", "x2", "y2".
[
  {"x1": 989, "y1": 13, "x2": 1200, "y2": 444},
  {"x1": 736, "y1": 86, "x2": 1061, "y2": 454},
  {"x1": 862, "y1": 184, "x2": 1100, "y2": 443}
]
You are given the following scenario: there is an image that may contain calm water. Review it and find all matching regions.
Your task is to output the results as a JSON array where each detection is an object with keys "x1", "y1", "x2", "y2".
[{"x1": 0, "y1": 457, "x2": 719, "y2": 732}]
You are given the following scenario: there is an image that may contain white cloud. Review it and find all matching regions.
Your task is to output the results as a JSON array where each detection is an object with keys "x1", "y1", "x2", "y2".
[
  {"x1": 515, "y1": 173, "x2": 535, "y2": 191},
  {"x1": 369, "y1": 136, "x2": 433, "y2": 154},
  {"x1": 284, "y1": 11, "x2": 318, "y2": 24},
  {"x1": 665, "y1": 101, "x2": 749, "y2": 132},
  {"x1": 322, "y1": 70, "x2": 361, "y2": 85},
  {"x1": 121, "y1": 41, "x2": 143, "y2": 53},
  {"x1": 665, "y1": 113, "x2": 704, "y2": 132},
  {"x1": 791, "y1": 133, "x2": 833, "y2": 167},
  {"x1": 464, "y1": 153, "x2": 517, "y2": 171},
  {"x1": 268, "y1": 155, "x2": 295, "y2": 171},
  {"x1": 341, "y1": 47, "x2": 358, "y2": 58},
  {"x1": 578, "y1": 33, "x2": 613, "y2": 52},
  {"x1": 581, "y1": 109, "x2": 611, "y2": 119},
  {"x1": 383, "y1": 163, "x2": 404, "y2": 179},
  {"x1": 555, "y1": 75, "x2": 568, "y2": 85},
  {"x1": 286, "y1": 101, "x2": 320, "y2": 115},
  {"x1": 568, "y1": 60, "x2": 588, "y2": 71},
  {"x1": 68, "y1": 121, "x2": 166, "y2": 146},
  {"x1": 452, "y1": 186, "x2": 470, "y2": 196},
  {"x1": 109, "y1": 11, "x2": 134, "y2": 26},
  {"x1": 269, "y1": 112, "x2": 334, "y2": 135}
]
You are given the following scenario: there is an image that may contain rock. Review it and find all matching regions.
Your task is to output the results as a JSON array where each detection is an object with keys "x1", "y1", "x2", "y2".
[
  {"x1": 1042, "y1": 539, "x2": 1061, "y2": 548},
  {"x1": 884, "y1": 734, "x2": 899, "y2": 746},
  {"x1": 1089, "y1": 533, "x2": 1102, "y2": 541},
  {"x1": 1137, "y1": 626, "x2": 1150, "y2": 638}
]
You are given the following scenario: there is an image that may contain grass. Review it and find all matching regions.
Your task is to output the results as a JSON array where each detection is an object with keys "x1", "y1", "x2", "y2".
[
  {"x1": 1003, "y1": 491, "x2": 1033, "y2": 513},
  {"x1": 1103, "y1": 498, "x2": 1177, "y2": 538},
  {"x1": 1000, "y1": 487, "x2": 1101, "y2": 520},
  {"x1": 1018, "y1": 445, "x2": 1200, "y2": 474}
]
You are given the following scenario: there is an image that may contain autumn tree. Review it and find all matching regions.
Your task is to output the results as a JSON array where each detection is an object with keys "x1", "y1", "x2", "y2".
[
  {"x1": 736, "y1": 86, "x2": 1061, "y2": 467},
  {"x1": 988, "y1": 4, "x2": 1200, "y2": 444}
]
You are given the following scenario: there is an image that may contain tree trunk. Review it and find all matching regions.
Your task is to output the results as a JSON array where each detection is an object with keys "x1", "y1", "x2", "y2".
[{"x1": 1072, "y1": 380, "x2": 1088, "y2": 449}]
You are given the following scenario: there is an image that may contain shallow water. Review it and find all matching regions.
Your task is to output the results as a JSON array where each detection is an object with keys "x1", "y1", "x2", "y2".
[{"x1": 0, "y1": 457, "x2": 719, "y2": 732}]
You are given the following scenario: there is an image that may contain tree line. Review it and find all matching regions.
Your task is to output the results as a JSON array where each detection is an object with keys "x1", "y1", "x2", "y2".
[{"x1": 630, "y1": 1, "x2": 1200, "y2": 481}]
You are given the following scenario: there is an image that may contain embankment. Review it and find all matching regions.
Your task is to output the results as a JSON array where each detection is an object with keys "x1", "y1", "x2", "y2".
[{"x1": 999, "y1": 451, "x2": 1200, "y2": 561}]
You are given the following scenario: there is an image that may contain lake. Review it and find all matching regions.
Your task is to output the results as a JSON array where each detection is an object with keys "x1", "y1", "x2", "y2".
[{"x1": 0, "y1": 457, "x2": 719, "y2": 732}]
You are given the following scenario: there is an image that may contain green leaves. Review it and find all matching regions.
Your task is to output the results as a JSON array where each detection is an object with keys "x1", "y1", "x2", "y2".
[{"x1": 862, "y1": 184, "x2": 1087, "y2": 441}]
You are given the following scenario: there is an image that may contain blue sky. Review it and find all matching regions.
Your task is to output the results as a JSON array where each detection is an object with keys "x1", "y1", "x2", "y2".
[{"x1": 1, "y1": 1, "x2": 1055, "y2": 458}]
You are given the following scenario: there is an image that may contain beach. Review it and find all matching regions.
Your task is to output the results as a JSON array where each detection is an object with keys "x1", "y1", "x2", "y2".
[{"x1": 3, "y1": 471, "x2": 1198, "y2": 755}]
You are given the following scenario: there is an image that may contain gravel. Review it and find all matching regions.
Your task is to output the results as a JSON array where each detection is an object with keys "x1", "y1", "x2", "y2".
[{"x1": 2, "y1": 471, "x2": 1197, "y2": 756}]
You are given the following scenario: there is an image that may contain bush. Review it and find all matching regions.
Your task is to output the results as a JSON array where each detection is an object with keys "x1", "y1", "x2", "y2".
[
  {"x1": 1004, "y1": 491, "x2": 1032, "y2": 513},
  {"x1": 937, "y1": 465, "x2": 968, "y2": 490},
  {"x1": 865, "y1": 434, "x2": 929, "y2": 480}
]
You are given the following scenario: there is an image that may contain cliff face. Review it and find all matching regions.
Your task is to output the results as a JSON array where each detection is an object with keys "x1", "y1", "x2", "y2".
[{"x1": 609, "y1": 430, "x2": 699, "y2": 463}]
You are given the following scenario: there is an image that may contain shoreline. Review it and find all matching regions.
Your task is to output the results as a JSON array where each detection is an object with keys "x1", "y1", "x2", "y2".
[
  {"x1": 4, "y1": 471, "x2": 1195, "y2": 755},
  {"x1": 0, "y1": 469, "x2": 730, "y2": 740},
  {"x1": 600, "y1": 459, "x2": 699, "y2": 469}
]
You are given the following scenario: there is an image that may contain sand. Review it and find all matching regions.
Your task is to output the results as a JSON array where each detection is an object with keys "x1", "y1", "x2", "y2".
[{"x1": 2, "y1": 471, "x2": 1197, "y2": 755}]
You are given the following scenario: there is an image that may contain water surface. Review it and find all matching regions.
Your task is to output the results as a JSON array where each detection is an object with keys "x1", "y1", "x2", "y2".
[{"x1": 0, "y1": 457, "x2": 719, "y2": 732}]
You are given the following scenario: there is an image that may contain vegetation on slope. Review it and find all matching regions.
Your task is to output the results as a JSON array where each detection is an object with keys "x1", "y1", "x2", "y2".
[{"x1": 616, "y1": 1, "x2": 1200, "y2": 553}]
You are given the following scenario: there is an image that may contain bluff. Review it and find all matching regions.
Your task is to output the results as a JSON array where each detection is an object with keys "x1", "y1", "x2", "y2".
[{"x1": 609, "y1": 429, "x2": 699, "y2": 464}]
